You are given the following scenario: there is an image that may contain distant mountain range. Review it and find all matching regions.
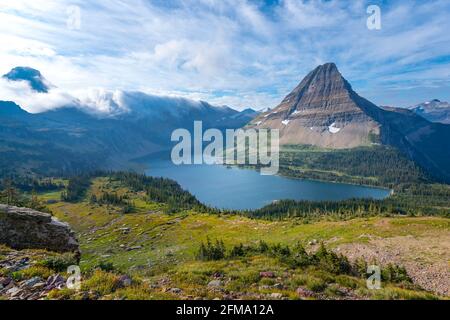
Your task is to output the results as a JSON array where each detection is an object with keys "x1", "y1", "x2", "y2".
[
  {"x1": 407, "y1": 99, "x2": 450, "y2": 124},
  {"x1": 0, "y1": 67, "x2": 258, "y2": 176},
  {"x1": 2, "y1": 64, "x2": 450, "y2": 183},
  {"x1": 248, "y1": 63, "x2": 450, "y2": 182}
]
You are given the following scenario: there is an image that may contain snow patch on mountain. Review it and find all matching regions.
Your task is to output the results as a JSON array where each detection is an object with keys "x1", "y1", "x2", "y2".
[{"x1": 328, "y1": 122, "x2": 341, "y2": 134}]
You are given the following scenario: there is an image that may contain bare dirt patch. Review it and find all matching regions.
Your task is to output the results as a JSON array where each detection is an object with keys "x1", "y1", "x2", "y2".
[{"x1": 337, "y1": 231, "x2": 450, "y2": 296}]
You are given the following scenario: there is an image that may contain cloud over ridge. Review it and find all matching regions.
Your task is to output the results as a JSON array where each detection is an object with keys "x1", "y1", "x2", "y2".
[{"x1": 0, "y1": 0, "x2": 450, "y2": 110}]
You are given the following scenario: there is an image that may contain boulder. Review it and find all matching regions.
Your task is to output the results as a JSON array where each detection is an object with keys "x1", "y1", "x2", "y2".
[
  {"x1": 0, "y1": 205, "x2": 79, "y2": 254},
  {"x1": 296, "y1": 287, "x2": 315, "y2": 298},
  {"x1": 118, "y1": 275, "x2": 132, "y2": 288},
  {"x1": 269, "y1": 293, "x2": 283, "y2": 299}
]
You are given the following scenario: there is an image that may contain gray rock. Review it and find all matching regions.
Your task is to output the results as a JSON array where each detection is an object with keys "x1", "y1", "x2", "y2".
[
  {"x1": 169, "y1": 288, "x2": 182, "y2": 294},
  {"x1": 32, "y1": 282, "x2": 46, "y2": 289},
  {"x1": 0, "y1": 277, "x2": 13, "y2": 287},
  {"x1": 6, "y1": 286, "x2": 21, "y2": 297},
  {"x1": 273, "y1": 283, "x2": 284, "y2": 289},
  {"x1": 207, "y1": 280, "x2": 223, "y2": 287},
  {"x1": 126, "y1": 246, "x2": 142, "y2": 251},
  {"x1": 269, "y1": 293, "x2": 283, "y2": 299},
  {"x1": 118, "y1": 275, "x2": 132, "y2": 287},
  {"x1": 296, "y1": 287, "x2": 315, "y2": 298},
  {"x1": 46, "y1": 274, "x2": 66, "y2": 290},
  {"x1": 0, "y1": 205, "x2": 79, "y2": 255},
  {"x1": 22, "y1": 277, "x2": 42, "y2": 288}
]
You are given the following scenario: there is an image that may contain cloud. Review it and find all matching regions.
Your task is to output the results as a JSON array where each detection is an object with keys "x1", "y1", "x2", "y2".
[
  {"x1": 0, "y1": 0, "x2": 449, "y2": 110},
  {"x1": 0, "y1": 77, "x2": 74, "y2": 113}
]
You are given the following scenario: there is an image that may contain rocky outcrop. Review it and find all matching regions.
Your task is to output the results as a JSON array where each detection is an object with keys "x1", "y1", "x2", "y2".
[{"x1": 0, "y1": 204, "x2": 79, "y2": 254}]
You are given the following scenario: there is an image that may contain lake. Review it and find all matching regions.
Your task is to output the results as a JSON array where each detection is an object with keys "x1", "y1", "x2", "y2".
[{"x1": 144, "y1": 154, "x2": 390, "y2": 210}]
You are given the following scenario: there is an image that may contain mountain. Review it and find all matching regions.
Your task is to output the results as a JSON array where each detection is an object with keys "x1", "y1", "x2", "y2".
[
  {"x1": 0, "y1": 101, "x2": 29, "y2": 117},
  {"x1": 248, "y1": 63, "x2": 450, "y2": 182},
  {"x1": 3, "y1": 67, "x2": 51, "y2": 93},
  {"x1": 0, "y1": 67, "x2": 258, "y2": 176},
  {"x1": 407, "y1": 99, "x2": 450, "y2": 124},
  {"x1": 249, "y1": 63, "x2": 379, "y2": 148}
]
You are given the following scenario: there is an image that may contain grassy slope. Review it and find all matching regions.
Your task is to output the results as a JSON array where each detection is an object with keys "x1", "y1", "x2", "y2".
[{"x1": 35, "y1": 177, "x2": 448, "y2": 300}]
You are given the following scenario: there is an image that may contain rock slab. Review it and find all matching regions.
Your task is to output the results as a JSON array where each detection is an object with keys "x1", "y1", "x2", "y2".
[{"x1": 0, "y1": 204, "x2": 79, "y2": 253}]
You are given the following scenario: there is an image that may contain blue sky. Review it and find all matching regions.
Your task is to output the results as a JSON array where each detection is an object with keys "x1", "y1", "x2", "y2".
[{"x1": 0, "y1": 0, "x2": 449, "y2": 111}]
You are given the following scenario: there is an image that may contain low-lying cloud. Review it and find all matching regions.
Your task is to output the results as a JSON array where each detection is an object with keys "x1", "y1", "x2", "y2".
[{"x1": 0, "y1": 77, "x2": 74, "y2": 113}]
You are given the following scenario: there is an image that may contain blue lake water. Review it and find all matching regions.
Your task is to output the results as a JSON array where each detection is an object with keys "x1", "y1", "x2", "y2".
[{"x1": 144, "y1": 155, "x2": 390, "y2": 210}]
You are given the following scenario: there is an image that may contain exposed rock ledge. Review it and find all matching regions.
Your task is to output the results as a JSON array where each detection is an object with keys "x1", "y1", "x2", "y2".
[{"x1": 0, "y1": 204, "x2": 79, "y2": 254}]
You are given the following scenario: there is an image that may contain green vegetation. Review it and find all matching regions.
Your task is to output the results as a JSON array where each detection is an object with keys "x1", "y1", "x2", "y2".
[
  {"x1": 228, "y1": 144, "x2": 449, "y2": 219},
  {"x1": 278, "y1": 145, "x2": 430, "y2": 187},
  {"x1": 109, "y1": 172, "x2": 206, "y2": 213},
  {"x1": 244, "y1": 191, "x2": 450, "y2": 220},
  {"x1": 196, "y1": 240, "x2": 411, "y2": 284},
  {"x1": 61, "y1": 175, "x2": 92, "y2": 202},
  {"x1": 0, "y1": 170, "x2": 448, "y2": 300}
]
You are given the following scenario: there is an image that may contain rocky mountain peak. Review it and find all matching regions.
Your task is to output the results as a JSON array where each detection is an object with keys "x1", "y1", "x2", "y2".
[
  {"x1": 249, "y1": 63, "x2": 379, "y2": 148},
  {"x1": 3, "y1": 67, "x2": 51, "y2": 93},
  {"x1": 282, "y1": 63, "x2": 348, "y2": 99},
  {"x1": 408, "y1": 99, "x2": 450, "y2": 124},
  {"x1": 246, "y1": 63, "x2": 450, "y2": 181}
]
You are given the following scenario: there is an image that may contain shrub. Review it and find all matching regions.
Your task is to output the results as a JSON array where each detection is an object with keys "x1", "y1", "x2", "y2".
[
  {"x1": 95, "y1": 261, "x2": 116, "y2": 272},
  {"x1": 335, "y1": 275, "x2": 360, "y2": 289},
  {"x1": 229, "y1": 243, "x2": 245, "y2": 258},
  {"x1": 197, "y1": 239, "x2": 226, "y2": 261},
  {"x1": 111, "y1": 286, "x2": 154, "y2": 300},
  {"x1": 0, "y1": 267, "x2": 8, "y2": 277},
  {"x1": 290, "y1": 243, "x2": 311, "y2": 267},
  {"x1": 306, "y1": 278, "x2": 327, "y2": 292},
  {"x1": 312, "y1": 243, "x2": 352, "y2": 275},
  {"x1": 12, "y1": 266, "x2": 53, "y2": 281},
  {"x1": 47, "y1": 288, "x2": 77, "y2": 300},
  {"x1": 371, "y1": 287, "x2": 438, "y2": 300},
  {"x1": 81, "y1": 270, "x2": 121, "y2": 296},
  {"x1": 289, "y1": 274, "x2": 309, "y2": 287},
  {"x1": 381, "y1": 264, "x2": 411, "y2": 283},
  {"x1": 39, "y1": 253, "x2": 78, "y2": 272},
  {"x1": 257, "y1": 241, "x2": 269, "y2": 253}
]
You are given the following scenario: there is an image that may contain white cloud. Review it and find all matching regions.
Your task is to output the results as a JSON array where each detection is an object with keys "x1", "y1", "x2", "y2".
[
  {"x1": 0, "y1": 0, "x2": 449, "y2": 110},
  {"x1": 0, "y1": 77, "x2": 73, "y2": 113}
]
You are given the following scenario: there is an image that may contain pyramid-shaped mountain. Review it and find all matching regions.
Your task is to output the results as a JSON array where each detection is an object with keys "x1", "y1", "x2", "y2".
[
  {"x1": 249, "y1": 63, "x2": 450, "y2": 181},
  {"x1": 250, "y1": 63, "x2": 380, "y2": 148}
]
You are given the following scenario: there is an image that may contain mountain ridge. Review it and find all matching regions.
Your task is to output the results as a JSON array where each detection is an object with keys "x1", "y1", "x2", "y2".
[
  {"x1": 407, "y1": 99, "x2": 450, "y2": 124},
  {"x1": 0, "y1": 67, "x2": 259, "y2": 177},
  {"x1": 248, "y1": 63, "x2": 450, "y2": 182}
]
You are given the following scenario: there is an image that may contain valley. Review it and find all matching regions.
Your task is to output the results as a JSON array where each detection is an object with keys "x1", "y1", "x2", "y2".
[{"x1": 1, "y1": 174, "x2": 448, "y2": 300}]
